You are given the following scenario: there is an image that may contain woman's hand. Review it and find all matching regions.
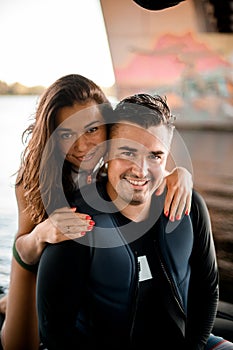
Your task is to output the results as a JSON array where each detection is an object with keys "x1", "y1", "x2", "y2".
[
  {"x1": 155, "y1": 167, "x2": 193, "y2": 221},
  {"x1": 46, "y1": 207, "x2": 95, "y2": 242},
  {"x1": 16, "y1": 207, "x2": 94, "y2": 265}
]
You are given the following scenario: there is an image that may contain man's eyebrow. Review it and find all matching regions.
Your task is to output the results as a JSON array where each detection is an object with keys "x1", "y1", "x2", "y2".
[
  {"x1": 118, "y1": 146, "x2": 138, "y2": 152},
  {"x1": 118, "y1": 146, "x2": 165, "y2": 156},
  {"x1": 151, "y1": 150, "x2": 165, "y2": 156}
]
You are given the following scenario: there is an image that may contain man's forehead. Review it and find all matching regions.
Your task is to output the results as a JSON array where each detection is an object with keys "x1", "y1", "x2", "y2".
[
  {"x1": 110, "y1": 122, "x2": 170, "y2": 143},
  {"x1": 110, "y1": 123, "x2": 171, "y2": 153}
]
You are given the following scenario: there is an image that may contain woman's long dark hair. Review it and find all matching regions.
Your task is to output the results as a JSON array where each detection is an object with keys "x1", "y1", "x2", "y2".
[{"x1": 17, "y1": 74, "x2": 111, "y2": 223}]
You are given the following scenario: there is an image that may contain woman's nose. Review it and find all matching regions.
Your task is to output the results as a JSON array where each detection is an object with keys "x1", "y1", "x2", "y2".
[{"x1": 73, "y1": 135, "x2": 90, "y2": 152}]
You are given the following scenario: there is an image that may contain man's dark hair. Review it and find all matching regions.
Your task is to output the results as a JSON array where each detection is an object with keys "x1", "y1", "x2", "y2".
[{"x1": 112, "y1": 93, "x2": 175, "y2": 131}]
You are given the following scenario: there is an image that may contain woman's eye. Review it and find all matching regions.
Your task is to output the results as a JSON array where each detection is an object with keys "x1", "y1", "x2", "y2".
[
  {"x1": 86, "y1": 127, "x2": 98, "y2": 134},
  {"x1": 60, "y1": 132, "x2": 74, "y2": 140}
]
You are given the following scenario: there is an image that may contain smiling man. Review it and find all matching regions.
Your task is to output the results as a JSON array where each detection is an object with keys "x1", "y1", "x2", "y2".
[
  {"x1": 37, "y1": 94, "x2": 233, "y2": 350},
  {"x1": 106, "y1": 100, "x2": 174, "y2": 221}
]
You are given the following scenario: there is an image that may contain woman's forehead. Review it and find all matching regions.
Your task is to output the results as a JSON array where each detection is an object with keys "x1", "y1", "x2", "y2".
[{"x1": 56, "y1": 102, "x2": 105, "y2": 130}]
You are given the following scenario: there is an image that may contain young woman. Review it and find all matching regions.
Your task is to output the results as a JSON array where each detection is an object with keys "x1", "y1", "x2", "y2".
[{"x1": 0, "y1": 74, "x2": 193, "y2": 349}]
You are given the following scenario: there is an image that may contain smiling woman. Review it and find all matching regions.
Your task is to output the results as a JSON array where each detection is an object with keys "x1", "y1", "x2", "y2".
[
  {"x1": 0, "y1": 0, "x2": 115, "y2": 88},
  {"x1": 55, "y1": 101, "x2": 107, "y2": 174}
]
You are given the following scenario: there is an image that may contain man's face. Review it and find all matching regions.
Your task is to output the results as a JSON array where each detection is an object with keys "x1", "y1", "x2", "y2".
[{"x1": 107, "y1": 122, "x2": 172, "y2": 207}]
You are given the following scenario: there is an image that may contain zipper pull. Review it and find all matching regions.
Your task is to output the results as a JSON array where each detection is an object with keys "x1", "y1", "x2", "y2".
[{"x1": 86, "y1": 174, "x2": 92, "y2": 184}]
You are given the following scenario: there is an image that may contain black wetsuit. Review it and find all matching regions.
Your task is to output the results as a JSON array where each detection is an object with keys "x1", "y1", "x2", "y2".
[{"x1": 37, "y1": 182, "x2": 219, "y2": 350}]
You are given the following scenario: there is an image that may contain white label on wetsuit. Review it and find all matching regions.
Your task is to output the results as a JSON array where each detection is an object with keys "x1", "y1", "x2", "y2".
[{"x1": 137, "y1": 255, "x2": 152, "y2": 282}]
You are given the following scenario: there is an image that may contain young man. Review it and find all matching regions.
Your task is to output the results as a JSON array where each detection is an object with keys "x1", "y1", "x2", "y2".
[{"x1": 36, "y1": 93, "x2": 233, "y2": 349}]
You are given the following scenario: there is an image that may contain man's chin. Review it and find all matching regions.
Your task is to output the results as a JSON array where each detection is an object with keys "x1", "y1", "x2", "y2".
[{"x1": 129, "y1": 200, "x2": 144, "y2": 206}]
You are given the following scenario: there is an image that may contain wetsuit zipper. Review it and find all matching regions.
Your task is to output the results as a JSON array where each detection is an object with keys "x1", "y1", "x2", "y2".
[
  {"x1": 154, "y1": 240, "x2": 186, "y2": 317},
  {"x1": 129, "y1": 250, "x2": 140, "y2": 344}
]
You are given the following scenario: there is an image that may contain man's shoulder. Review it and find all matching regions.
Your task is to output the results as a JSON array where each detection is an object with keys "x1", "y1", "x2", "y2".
[
  {"x1": 70, "y1": 181, "x2": 111, "y2": 216},
  {"x1": 191, "y1": 189, "x2": 208, "y2": 210},
  {"x1": 190, "y1": 189, "x2": 211, "y2": 225}
]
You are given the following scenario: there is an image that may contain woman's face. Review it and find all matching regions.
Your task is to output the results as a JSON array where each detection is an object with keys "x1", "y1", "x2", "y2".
[{"x1": 55, "y1": 101, "x2": 107, "y2": 172}]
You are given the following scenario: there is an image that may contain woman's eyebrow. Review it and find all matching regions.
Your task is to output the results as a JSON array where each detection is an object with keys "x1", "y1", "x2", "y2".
[
  {"x1": 84, "y1": 120, "x2": 102, "y2": 128},
  {"x1": 57, "y1": 120, "x2": 102, "y2": 132},
  {"x1": 56, "y1": 127, "x2": 72, "y2": 132}
]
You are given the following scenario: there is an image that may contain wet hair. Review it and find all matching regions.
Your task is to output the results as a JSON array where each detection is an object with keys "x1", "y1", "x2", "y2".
[
  {"x1": 17, "y1": 74, "x2": 112, "y2": 223},
  {"x1": 112, "y1": 93, "x2": 175, "y2": 131}
]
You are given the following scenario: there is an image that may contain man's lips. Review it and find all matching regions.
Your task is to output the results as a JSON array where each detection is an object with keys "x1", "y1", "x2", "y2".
[{"x1": 123, "y1": 176, "x2": 149, "y2": 187}]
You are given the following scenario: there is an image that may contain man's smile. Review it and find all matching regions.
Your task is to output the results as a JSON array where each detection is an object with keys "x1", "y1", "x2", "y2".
[{"x1": 123, "y1": 176, "x2": 150, "y2": 188}]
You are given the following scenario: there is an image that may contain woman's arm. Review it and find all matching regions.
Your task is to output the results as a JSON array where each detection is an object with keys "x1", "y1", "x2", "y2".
[
  {"x1": 155, "y1": 167, "x2": 193, "y2": 221},
  {"x1": 0, "y1": 294, "x2": 7, "y2": 315},
  {"x1": 15, "y1": 184, "x2": 94, "y2": 265},
  {"x1": 1, "y1": 258, "x2": 40, "y2": 350}
]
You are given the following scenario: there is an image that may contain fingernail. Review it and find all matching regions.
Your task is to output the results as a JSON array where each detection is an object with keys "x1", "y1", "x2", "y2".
[
  {"x1": 71, "y1": 207, "x2": 76, "y2": 211},
  {"x1": 185, "y1": 210, "x2": 189, "y2": 215},
  {"x1": 89, "y1": 220, "x2": 95, "y2": 225},
  {"x1": 81, "y1": 231, "x2": 86, "y2": 236},
  {"x1": 86, "y1": 215, "x2": 91, "y2": 219},
  {"x1": 165, "y1": 211, "x2": 169, "y2": 217},
  {"x1": 176, "y1": 215, "x2": 181, "y2": 220},
  {"x1": 170, "y1": 216, "x2": 174, "y2": 222},
  {"x1": 87, "y1": 226, "x2": 94, "y2": 230}
]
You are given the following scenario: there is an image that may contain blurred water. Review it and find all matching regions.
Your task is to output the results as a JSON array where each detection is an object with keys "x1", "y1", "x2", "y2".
[
  {"x1": 178, "y1": 127, "x2": 233, "y2": 303},
  {"x1": 0, "y1": 95, "x2": 38, "y2": 294}
]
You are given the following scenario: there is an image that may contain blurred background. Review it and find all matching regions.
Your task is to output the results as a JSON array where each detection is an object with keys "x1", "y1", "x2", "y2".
[
  {"x1": 0, "y1": 0, "x2": 232, "y2": 303},
  {"x1": 100, "y1": 0, "x2": 233, "y2": 303}
]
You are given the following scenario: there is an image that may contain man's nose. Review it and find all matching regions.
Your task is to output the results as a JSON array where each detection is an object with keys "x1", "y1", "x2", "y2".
[{"x1": 131, "y1": 157, "x2": 148, "y2": 177}]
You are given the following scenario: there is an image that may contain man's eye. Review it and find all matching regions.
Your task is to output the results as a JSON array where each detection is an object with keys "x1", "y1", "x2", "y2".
[
  {"x1": 86, "y1": 127, "x2": 98, "y2": 134},
  {"x1": 122, "y1": 151, "x2": 134, "y2": 157},
  {"x1": 149, "y1": 154, "x2": 160, "y2": 161}
]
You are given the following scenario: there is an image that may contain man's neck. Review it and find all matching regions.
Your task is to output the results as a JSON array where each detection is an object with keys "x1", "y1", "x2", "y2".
[
  {"x1": 123, "y1": 203, "x2": 152, "y2": 222},
  {"x1": 109, "y1": 195, "x2": 152, "y2": 222}
]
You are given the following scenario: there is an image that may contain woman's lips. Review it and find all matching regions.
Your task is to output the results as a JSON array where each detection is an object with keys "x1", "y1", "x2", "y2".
[{"x1": 67, "y1": 151, "x2": 96, "y2": 162}]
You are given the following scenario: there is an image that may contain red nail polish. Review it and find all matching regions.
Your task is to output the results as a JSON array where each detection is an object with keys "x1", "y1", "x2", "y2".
[
  {"x1": 89, "y1": 220, "x2": 95, "y2": 225},
  {"x1": 81, "y1": 231, "x2": 86, "y2": 236},
  {"x1": 165, "y1": 211, "x2": 169, "y2": 217},
  {"x1": 86, "y1": 215, "x2": 91, "y2": 219},
  {"x1": 185, "y1": 210, "x2": 189, "y2": 216}
]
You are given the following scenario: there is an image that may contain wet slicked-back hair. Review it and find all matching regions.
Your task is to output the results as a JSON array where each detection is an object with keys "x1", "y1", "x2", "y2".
[{"x1": 112, "y1": 93, "x2": 175, "y2": 130}]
